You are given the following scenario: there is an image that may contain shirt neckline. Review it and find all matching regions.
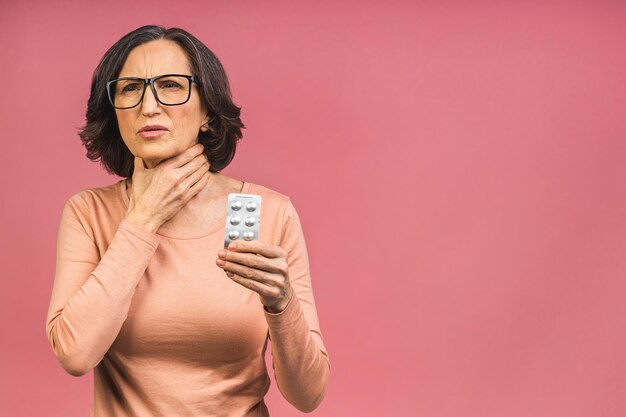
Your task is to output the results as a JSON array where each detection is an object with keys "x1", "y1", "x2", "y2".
[{"x1": 117, "y1": 178, "x2": 250, "y2": 240}]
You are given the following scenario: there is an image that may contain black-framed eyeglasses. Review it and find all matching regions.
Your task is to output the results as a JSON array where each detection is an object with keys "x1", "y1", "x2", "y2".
[{"x1": 106, "y1": 74, "x2": 200, "y2": 109}]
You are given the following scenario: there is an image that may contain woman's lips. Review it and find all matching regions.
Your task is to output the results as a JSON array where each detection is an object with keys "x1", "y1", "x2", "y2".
[
  {"x1": 138, "y1": 129, "x2": 168, "y2": 138},
  {"x1": 138, "y1": 125, "x2": 169, "y2": 138}
]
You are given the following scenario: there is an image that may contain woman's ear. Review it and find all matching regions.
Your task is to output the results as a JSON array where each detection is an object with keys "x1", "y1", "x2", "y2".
[{"x1": 200, "y1": 113, "x2": 211, "y2": 132}]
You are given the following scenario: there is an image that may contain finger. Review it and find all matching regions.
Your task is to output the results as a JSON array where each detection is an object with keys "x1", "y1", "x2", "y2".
[
  {"x1": 165, "y1": 146, "x2": 208, "y2": 184},
  {"x1": 177, "y1": 152, "x2": 209, "y2": 178},
  {"x1": 187, "y1": 170, "x2": 210, "y2": 196},
  {"x1": 162, "y1": 143, "x2": 205, "y2": 169},
  {"x1": 227, "y1": 241, "x2": 287, "y2": 259},
  {"x1": 173, "y1": 170, "x2": 208, "y2": 204},
  {"x1": 225, "y1": 270, "x2": 282, "y2": 300},
  {"x1": 159, "y1": 152, "x2": 207, "y2": 190},
  {"x1": 218, "y1": 250, "x2": 288, "y2": 275},
  {"x1": 216, "y1": 258, "x2": 282, "y2": 286},
  {"x1": 177, "y1": 160, "x2": 209, "y2": 190}
]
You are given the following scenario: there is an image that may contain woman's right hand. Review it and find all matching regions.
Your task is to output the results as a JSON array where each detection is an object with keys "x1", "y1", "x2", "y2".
[{"x1": 124, "y1": 143, "x2": 210, "y2": 233}]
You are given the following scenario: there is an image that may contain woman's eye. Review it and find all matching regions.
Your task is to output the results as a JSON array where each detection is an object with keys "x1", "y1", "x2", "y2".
[
  {"x1": 162, "y1": 81, "x2": 181, "y2": 89},
  {"x1": 122, "y1": 83, "x2": 140, "y2": 92}
]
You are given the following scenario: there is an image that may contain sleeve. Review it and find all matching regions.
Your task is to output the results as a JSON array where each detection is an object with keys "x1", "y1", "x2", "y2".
[
  {"x1": 45, "y1": 194, "x2": 160, "y2": 376},
  {"x1": 263, "y1": 198, "x2": 330, "y2": 412}
]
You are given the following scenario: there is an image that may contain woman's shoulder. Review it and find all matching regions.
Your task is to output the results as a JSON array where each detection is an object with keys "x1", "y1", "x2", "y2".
[
  {"x1": 64, "y1": 179, "x2": 126, "y2": 212},
  {"x1": 219, "y1": 174, "x2": 291, "y2": 205},
  {"x1": 247, "y1": 183, "x2": 289, "y2": 203},
  {"x1": 59, "y1": 180, "x2": 128, "y2": 240}
]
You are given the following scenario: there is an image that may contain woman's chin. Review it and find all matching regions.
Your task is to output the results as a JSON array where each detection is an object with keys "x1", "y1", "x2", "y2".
[
  {"x1": 131, "y1": 140, "x2": 190, "y2": 167},
  {"x1": 137, "y1": 150, "x2": 179, "y2": 168}
]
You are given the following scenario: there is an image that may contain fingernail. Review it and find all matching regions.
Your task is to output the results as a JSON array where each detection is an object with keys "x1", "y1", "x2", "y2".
[
  {"x1": 228, "y1": 242, "x2": 237, "y2": 250},
  {"x1": 218, "y1": 250, "x2": 226, "y2": 258},
  {"x1": 216, "y1": 258, "x2": 225, "y2": 266}
]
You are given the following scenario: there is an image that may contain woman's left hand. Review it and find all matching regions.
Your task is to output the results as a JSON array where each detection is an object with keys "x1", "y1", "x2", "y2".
[{"x1": 216, "y1": 241, "x2": 293, "y2": 313}]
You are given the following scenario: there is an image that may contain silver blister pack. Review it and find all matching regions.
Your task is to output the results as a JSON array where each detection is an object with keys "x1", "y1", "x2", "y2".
[{"x1": 224, "y1": 193, "x2": 262, "y2": 248}]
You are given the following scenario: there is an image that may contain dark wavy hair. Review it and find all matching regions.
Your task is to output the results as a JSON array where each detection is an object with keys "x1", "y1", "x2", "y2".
[{"x1": 79, "y1": 25, "x2": 244, "y2": 177}]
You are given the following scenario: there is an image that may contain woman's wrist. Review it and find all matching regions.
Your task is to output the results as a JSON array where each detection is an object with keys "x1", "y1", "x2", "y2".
[
  {"x1": 124, "y1": 210, "x2": 160, "y2": 234},
  {"x1": 264, "y1": 287, "x2": 294, "y2": 314}
]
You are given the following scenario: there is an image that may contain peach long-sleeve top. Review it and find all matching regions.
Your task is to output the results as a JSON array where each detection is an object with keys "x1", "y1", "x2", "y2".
[{"x1": 46, "y1": 179, "x2": 330, "y2": 416}]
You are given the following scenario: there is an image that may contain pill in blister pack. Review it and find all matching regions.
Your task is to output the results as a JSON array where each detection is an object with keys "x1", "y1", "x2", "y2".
[{"x1": 224, "y1": 193, "x2": 262, "y2": 248}]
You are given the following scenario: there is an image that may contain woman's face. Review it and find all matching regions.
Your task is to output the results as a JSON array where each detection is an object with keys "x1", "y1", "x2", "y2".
[{"x1": 114, "y1": 39, "x2": 209, "y2": 168}]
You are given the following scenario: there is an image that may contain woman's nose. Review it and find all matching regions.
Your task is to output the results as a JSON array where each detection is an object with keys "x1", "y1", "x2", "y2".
[{"x1": 140, "y1": 86, "x2": 161, "y2": 115}]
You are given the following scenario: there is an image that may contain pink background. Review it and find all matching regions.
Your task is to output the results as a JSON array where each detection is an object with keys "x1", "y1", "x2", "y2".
[{"x1": 1, "y1": 0, "x2": 625, "y2": 416}]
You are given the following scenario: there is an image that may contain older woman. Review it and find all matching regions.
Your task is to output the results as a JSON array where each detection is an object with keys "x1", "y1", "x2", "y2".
[{"x1": 46, "y1": 25, "x2": 329, "y2": 416}]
